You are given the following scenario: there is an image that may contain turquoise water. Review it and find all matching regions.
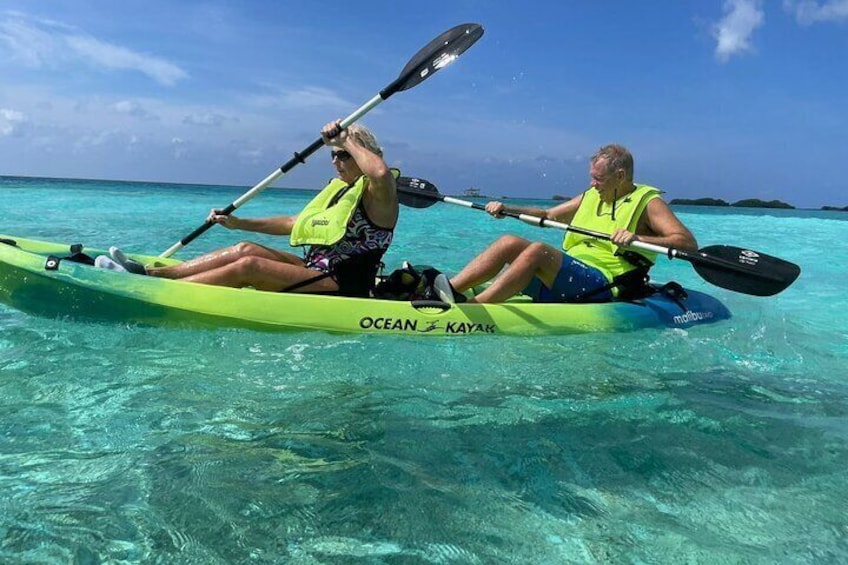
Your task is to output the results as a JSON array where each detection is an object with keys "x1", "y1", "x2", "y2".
[{"x1": 1, "y1": 175, "x2": 847, "y2": 563}]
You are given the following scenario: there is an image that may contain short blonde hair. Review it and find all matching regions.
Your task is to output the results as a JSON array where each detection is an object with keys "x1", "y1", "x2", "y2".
[{"x1": 347, "y1": 124, "x2": 383, "y2": 157}]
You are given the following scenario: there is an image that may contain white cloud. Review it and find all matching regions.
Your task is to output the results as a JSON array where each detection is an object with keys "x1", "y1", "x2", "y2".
[
  {"x1": 237, "y1": 147, "x2": 264, "y2": 164},
  {"x1": 171, "y1": 137, "x2": 187, "y2": 159},
  {"x1": 113, "y1": 100, "x2": 157, "y2": 120},
  {"x1": 183, "y1": 112, "x2": 229, "y2": 127},
  {"x1": 0, "y1": 15, "x2": 59, "y2": 67},
  {"x1": 0, "y1": 108, "x2": 25, "y2": 135},
  {"x1": 74, "y1": 129, "x2": 122, "y2": 150},
  {"x1": 784, "y1": 0, "x2": 848, "y2": 24},
  {"x1": 66, "y1": 35, "x2": 187, "y2": 86},
  {"x1": 0, "y1": 13, "x2": 187, "y2": 86},
  {"x1": 248, "y1": 86, "x2": 351, "y2": 111},
  {"x1": 713, "y1": 0, "x2": 765, "y2": 62}
]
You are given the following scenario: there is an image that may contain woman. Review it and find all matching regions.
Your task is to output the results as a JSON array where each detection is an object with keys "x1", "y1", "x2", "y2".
[{"x1": 110, "y1": 120, "x2": 398, "y2": 297}]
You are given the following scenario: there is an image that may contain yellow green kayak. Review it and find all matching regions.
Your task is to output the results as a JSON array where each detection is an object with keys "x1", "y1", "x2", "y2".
[{"x1": 0, "y1": 235, "x2": 730, "y2": 335}]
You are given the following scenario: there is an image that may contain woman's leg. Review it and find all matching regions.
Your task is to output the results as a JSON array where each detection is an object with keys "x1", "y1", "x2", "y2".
[
  {"x1": 182, "y1": 255, "x2": 339, "y2": 292},
  {"x1": 148, "y1": 241, "x2": 302, "y2": 279}
]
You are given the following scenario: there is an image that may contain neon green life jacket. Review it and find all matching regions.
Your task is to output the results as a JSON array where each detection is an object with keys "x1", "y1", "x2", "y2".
[
  {"x1": 563, "y1": 184, "x2": 662, "y2": 281},
  {"x1": 289, "y1": 170, "x2": 399, "y2": 247}
]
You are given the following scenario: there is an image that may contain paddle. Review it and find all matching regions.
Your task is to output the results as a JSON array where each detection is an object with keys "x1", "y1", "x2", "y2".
[
  {"x1": 395, "y1": 177, "x2": 801, "y2": 297},
  {"x1": 159, "y1": 23, "x2": 484, "y2": 258}
]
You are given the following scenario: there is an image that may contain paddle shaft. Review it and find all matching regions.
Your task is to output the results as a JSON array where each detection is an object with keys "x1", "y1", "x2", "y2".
[
  {"x1": 160, "y1": 23, "x2": 483, "y2": 258},
  {"x1": 397, "y1": 186, "x2": 793, "y2": 287},
  {"x1": 431, "y1": 193, "x2": 677, "y2": 255},
  {"x1": 159, "y1": 100, "x2": 381, "y2": 258}
]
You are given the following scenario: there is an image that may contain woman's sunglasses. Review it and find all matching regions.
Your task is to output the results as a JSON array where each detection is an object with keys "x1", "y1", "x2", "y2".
[{"x1": 331, "y1": 150, "x2": 352, "y2": 162}]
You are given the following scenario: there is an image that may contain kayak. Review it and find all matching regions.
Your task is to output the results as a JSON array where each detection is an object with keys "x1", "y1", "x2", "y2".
[{"x1": 0, "y1": 235, "x2": 731, "y2": 336}]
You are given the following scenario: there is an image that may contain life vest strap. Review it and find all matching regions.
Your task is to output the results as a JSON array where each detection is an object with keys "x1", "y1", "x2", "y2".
[
  {"x1": 282, "y1": 250, "x2": 386, "y2": 297},
  {"x1": 43, "y1": 244, "x2": 97, "y2": 270},
  {"x1": 572, "y1": 250, "x2": 655, "y2": 302}
]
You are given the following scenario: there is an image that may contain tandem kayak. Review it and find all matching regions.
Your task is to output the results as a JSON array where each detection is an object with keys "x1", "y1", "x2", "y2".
[{"x1": 0, "y1": 235, "x2": 730, "y2": 336}]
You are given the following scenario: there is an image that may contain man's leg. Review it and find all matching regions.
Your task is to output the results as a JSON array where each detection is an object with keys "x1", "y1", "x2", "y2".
[
  {"x1": 469, "y1": 241, "x2": 564, "y2": 303},
  {"x1": 450, "y1": 235, "x2": 533, "y2": 293}
]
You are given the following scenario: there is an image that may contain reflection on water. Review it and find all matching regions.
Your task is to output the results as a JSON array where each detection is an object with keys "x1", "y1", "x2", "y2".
[
  {"x1": 1, "y1": 317, "x2": 847, "y2": 563},
  {"x1": 1, "y1": 179, "x2": 847, "y2": 562}
]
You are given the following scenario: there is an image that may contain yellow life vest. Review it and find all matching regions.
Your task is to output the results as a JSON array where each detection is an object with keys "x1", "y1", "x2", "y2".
[
  {"x1": 563, "y1": 184, "x2": 662, "y2": 281},
  {"x1": 289, "y1": 169, "x2": 399, "y2": 247}
]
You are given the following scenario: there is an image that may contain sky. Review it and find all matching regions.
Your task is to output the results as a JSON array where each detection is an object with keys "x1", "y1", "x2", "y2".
[{"x1": 1, "y1": 1, "x2": 846, "y2": 208}]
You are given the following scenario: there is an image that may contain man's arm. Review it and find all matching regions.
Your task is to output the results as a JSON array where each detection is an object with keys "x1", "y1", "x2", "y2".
[
  {"x1": 634, "y1": 199, "x2": 698, "y2": 252},
  {"x1": 485, "y1": 194, "x2": 583, "y2": 223}
]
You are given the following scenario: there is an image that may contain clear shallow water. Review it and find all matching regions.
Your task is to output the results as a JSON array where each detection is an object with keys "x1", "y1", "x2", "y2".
[{"x1": 1, "y1": 176, "x2": 847, "y2": 563}]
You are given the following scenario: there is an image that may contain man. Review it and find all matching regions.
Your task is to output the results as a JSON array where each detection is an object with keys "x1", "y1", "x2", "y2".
[
  {"x1": 437, "y1": 144, "x2": 697, "y2": 304},
  {"x1": 105, "y1": 120, "x2": 397, "y2": 297}
]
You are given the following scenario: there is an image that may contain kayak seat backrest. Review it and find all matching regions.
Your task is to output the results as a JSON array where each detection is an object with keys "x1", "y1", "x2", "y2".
[
  {"x1": 654, "y1": 281, "x2": 689, "y2": 310},
  {"x1": 373, "y1": 264, "x2": 445, "y2": 301}
]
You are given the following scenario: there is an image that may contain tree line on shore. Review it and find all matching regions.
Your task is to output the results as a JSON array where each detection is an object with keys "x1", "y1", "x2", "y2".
[
  {"x1": 668, "y1": 197, "x2": 794, "y2": 208},
  {"x1": 665, "y1": 197, "x2": 847, "y2": 211},
  {"x1": 550, "y1": 194, "x2": 844, "y2": 210},
  {"x1": 486, "y1": 192, "x2": 846, "y2": 211}
]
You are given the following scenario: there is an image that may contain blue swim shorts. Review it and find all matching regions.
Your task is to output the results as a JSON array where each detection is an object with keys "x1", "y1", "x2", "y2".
[{"x1": 522, "y1": 253, "x2": 613, "y2": 303}]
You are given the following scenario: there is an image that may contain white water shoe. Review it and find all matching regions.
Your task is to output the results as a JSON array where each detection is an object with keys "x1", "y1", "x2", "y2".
[
  {"x1": 94, "y1": 255, "x2": 127, "y2": 272},
  {"x1": 433, "y1": 274, "x2": 456, "y2": 304},
  {"x1": 109, "y1": 246, "x2": 147, "y2": 275}
]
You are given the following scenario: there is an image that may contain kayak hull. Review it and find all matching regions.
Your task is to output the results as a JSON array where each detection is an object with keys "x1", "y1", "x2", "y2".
[{"x1": 0, "y1": 235, "x2": 731, "y2": 336}]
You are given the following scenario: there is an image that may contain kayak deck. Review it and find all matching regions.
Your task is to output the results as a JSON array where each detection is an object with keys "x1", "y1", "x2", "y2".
[{"x1": 0, "y1": 235, "x2": 731, "y2": 335}]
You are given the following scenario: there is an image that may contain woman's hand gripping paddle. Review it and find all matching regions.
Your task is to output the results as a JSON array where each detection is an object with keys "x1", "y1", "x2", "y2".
[{"x1": 160, "y1": 23, "x2": 484, "y2": 258}]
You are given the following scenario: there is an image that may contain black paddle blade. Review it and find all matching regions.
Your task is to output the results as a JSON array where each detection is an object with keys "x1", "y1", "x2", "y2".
[
  {"x1": 692, "y1": 245, "x2": 801, "y2": 297},
  {"x1": 397, "y1": 177, "x2": 441, "y2": 209},
  {"x1": 390, "y1": 23, "x2": 484, "y2": 94}
]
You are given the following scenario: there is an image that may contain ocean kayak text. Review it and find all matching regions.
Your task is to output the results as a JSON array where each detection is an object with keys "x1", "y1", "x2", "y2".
[{"x1": 359, "y1": 316, "x2": 496, "y2": 334}]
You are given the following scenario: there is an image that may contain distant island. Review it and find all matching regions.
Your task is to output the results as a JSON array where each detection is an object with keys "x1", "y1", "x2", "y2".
[
  {"x1": 669, "y1": 197, "x2": 795, "y2": 209},
  {"x1": 669, "y1": 197, "x2": 731, "y2": 207},
  {"x1": 668, "y1": 197, "x2": 848, "y2": 211},
  {"x1": 454, "y1": 187, "x2": 847, "y2": 210}
]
